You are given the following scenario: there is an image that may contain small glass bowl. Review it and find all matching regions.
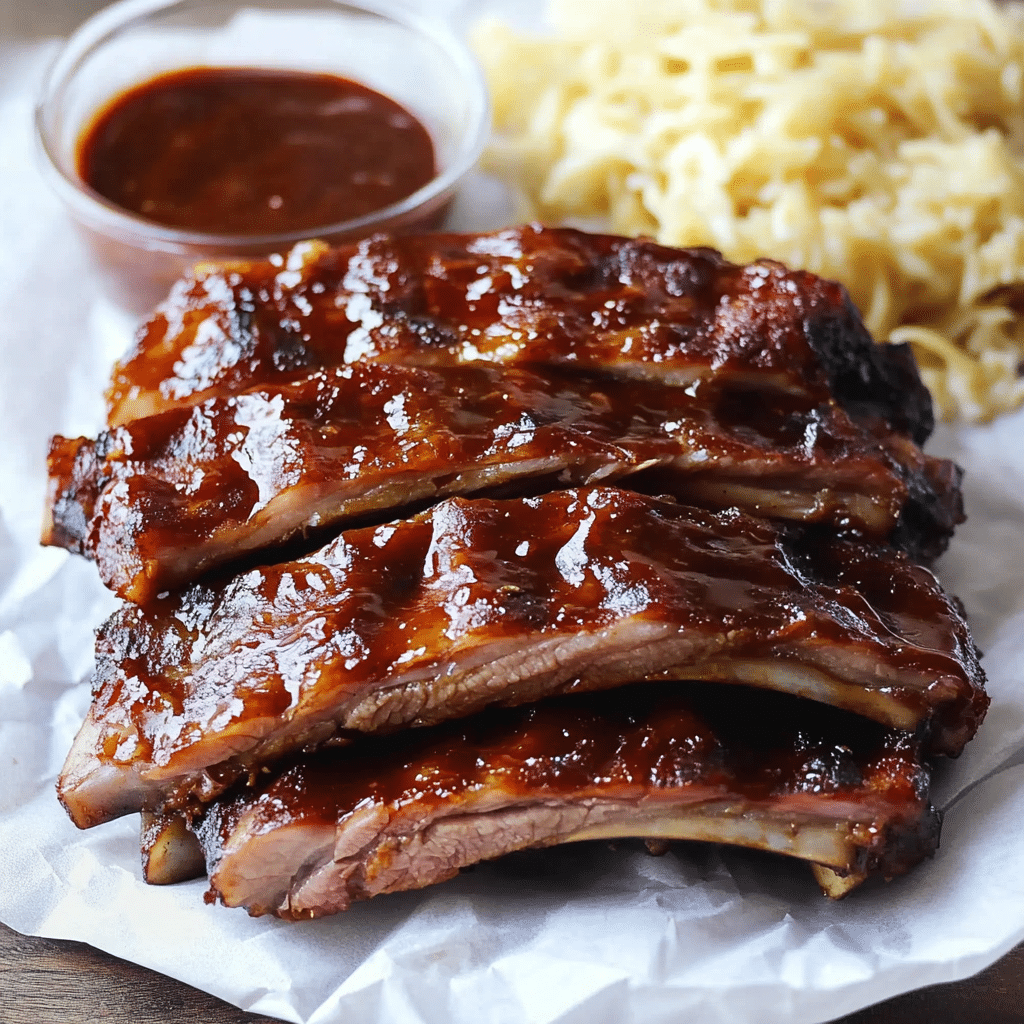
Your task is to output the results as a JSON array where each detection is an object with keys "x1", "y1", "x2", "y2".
[{"x1": 36, "y1": 0, "x2": 491, "y2": 314}]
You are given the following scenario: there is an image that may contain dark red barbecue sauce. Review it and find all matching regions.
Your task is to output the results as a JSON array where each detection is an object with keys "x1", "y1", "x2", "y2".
[{"x1": 76, "y1": 67, "x2": 437, "y2": 236}]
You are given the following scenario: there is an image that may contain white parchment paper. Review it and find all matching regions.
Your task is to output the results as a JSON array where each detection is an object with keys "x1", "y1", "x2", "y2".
[{"x1": 2, "y1": 16, "x2": 1024, "y2": 1024}]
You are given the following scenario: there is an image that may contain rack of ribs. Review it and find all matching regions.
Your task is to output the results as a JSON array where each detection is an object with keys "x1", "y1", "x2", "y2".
[
  {"x1": 43, "y1": 362, "x2": 961, "y2": 604},
  {"x1": 56, "y1": 487, "x2": 985, "y2": 831},
  {"x1": 190, "y1": 684, "x2": 940, "y2": 917},
  {"x1": 49, "y1": 227, "x2": 987, "y2": 911},
  {"x1": 104, "y1": 225, "x2": 933, "y2": 444}
]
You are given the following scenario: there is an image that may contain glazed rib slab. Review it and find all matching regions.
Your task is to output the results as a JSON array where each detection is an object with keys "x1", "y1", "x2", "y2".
[
  {"x1": 57, "y1": 487, "x2": 986, "y2": 830},
  {"x1": 45, "y1": 361, "x2": 949, "y2": 604},
  {"x1": 193, "y1": 684, "x2": 941, "y2": 918},
  {"x1": 105, "y1": 226, "x2": 933, "y2": 444}
]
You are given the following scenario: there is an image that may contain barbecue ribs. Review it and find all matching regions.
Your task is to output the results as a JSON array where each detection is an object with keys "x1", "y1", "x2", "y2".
[
  {"x1": 57, "y1": 487, "x2": 985, "y2": 830},
  {"x1": 44, "y1": 362, "x2": 959, "y2": 604},
  {"x1": 105, "y1": 226, "x2": 933, "y2": 443},
  {"x1": 193, "y1": 684, "x2": 940, "y2": 917},
  {"x1": 48, "y1": 226, "x2": 985, "y2": 911}
]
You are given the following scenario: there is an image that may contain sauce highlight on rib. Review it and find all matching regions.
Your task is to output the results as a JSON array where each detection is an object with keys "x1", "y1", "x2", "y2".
[{"x1": 76, "y1": 67, "x2": 437, "y2": 236}]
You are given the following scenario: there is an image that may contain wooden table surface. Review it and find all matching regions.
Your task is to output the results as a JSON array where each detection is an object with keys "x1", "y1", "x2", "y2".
[{"x1": 1, "y1": 920, "x2": 1022, "y2": 1024}]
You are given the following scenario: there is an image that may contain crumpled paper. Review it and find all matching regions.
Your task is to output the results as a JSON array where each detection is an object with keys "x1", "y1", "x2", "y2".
[{"x1": 3, "y1": 16, "x2": 1024, "y2": 1024}]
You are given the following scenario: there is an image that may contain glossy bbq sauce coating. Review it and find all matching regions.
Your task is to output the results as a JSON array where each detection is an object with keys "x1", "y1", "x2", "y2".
[
  {"x1": 76, "y1": 68, "x2": 437, "y2": 235},
  {"x1": 263, "y1": 685, "x2": 928, "y2": 826}
]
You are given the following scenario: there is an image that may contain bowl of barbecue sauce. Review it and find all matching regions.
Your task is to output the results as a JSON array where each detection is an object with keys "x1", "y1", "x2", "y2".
[{"x1": 36, "y1": 0, "x2": 490, "y2": 314}]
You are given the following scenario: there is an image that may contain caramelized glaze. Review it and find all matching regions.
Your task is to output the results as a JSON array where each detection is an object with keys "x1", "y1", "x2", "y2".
[
  {"x1": 57, "y1": 487, "x2": 986, "y2": 829},
  {"x1": 196, "y1": 684, "x2": 940, "y2": 916},
  {"x1": 46, "y1": 362, "x2": 920, "y2": 603},
  {"x1": 50, "y1": 226, "x2": 983, "y2": 916},
  {"x1": 105, "y1": 227, "x2": 933, "y2": 446},
  {"x1": 261, "y1": 684, "x2": 926, "y2": 823}
]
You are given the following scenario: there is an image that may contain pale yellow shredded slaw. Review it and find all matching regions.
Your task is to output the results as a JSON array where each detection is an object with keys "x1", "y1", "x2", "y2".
[{"x1": 474, "y1": 0, "x2": 1024, "y2": 420}]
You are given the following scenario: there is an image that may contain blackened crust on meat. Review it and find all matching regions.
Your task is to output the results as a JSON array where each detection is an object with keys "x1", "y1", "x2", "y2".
[
  {"x1": 890, "y1": 454, "x2": 966, "y2": 564},
  {"x1": 784, "y1": 530, "x2": 987, "y2": 756},
  {"x1": 193, "y1": 684, "x2": 941, "y2": 918},
  {"x1": 802, "y1": 289, "x2": 935, "y2": 446},
  {"x1": 865, "y1": 805, "x2": 943, "y2": 881},
  {"x1": 42, "y1": 435, "x2": 102, "y2": 555}
]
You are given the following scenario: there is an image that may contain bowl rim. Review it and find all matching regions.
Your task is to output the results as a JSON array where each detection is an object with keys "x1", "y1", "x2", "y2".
[{"x1": 35, "y1": 0, "x2": 492, "y2": 254}]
